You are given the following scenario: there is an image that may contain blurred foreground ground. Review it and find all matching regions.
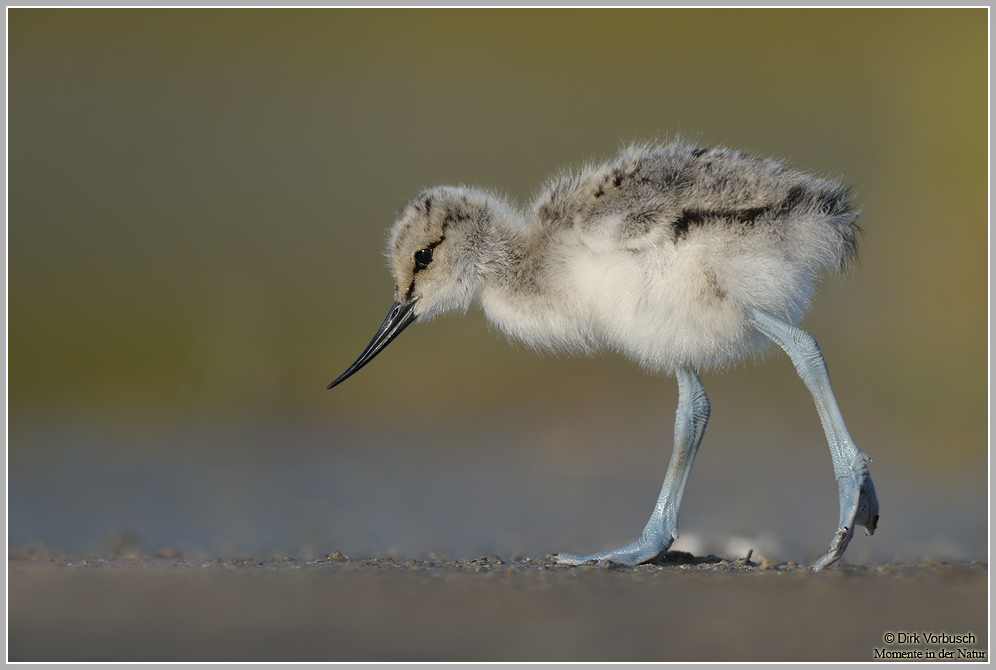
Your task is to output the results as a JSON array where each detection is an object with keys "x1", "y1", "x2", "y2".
[
  {"x1": 9, "y1": 417, "x2": 986, "y2": 566},
  {"x1": 9, "y1": 424, "x2": 988, "y2": 662},
  {"x1": 8, "y1": 551, "x2": 987, "y2": 662}
]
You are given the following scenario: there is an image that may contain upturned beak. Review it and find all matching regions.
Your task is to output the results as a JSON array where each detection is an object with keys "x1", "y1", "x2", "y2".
[{"x1": 327, "y1": 299, "x2": 418, "y2": 389}]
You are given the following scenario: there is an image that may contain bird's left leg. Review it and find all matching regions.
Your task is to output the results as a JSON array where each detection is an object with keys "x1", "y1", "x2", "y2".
[
  {"x1": 554, "y1": 366, "x2": 710, "y2": 566},
  {"x1": 746, "y1": 308, "x2": 879, "y2": 571}
]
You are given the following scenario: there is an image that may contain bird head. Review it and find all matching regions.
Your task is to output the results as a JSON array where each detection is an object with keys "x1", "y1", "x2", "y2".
[{"x1": 328, "y1": 186, "x2": 515, "y2": 389}]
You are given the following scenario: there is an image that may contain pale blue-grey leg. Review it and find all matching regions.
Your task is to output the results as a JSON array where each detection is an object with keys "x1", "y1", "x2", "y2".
[
  {"x1": 746, "y1": 308, "x2": 879, "y2": 571},
  {"x1": 554, "y1": 366, "x2": 710, "y2": 566}
]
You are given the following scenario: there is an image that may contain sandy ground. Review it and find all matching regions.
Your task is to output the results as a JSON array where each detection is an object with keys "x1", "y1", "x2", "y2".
[{"x1": 8, "y1": 549, "x2": 988, "y2": 662}]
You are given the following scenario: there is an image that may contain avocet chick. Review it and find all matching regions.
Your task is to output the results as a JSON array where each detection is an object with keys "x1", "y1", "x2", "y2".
[{"x1": 329, "y1": 142, "x2": 879, "y2": 571}]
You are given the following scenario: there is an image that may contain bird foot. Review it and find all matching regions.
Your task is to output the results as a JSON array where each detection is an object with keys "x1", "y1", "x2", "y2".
[
  {"x1": 553, "y1": 534, "x2": 673, "y2": 567},
  {"x1": 811, "y1": 464, "x2": 879, "y2": 571}
]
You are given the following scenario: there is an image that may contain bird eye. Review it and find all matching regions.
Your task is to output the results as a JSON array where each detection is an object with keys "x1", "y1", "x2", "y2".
[{"x1": 414, "y1": 246, "x2": 434, "y2": 271}]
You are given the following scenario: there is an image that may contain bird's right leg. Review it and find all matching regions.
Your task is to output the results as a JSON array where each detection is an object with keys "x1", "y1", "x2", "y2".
[
  {"x1": 747, "y1": 308, "x2": 879, "y2": 571},
  {"x1": 553, "y1": 366, "x2": 710, "y2": 566}
]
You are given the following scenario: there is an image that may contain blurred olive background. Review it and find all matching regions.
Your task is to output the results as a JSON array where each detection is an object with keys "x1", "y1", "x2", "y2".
[{"x1": 8, "y1": 9, "x2": 987, "y2": 562}]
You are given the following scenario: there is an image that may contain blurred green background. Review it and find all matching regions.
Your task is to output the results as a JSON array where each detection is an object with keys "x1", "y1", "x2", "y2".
[{"x1": 8, "y1": 9, "x2": 987, "y2": 560}]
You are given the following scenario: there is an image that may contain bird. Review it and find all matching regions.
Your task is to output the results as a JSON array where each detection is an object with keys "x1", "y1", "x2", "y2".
[{"x1": 328, "y1": 141, "x2": 879, "y2": 571}]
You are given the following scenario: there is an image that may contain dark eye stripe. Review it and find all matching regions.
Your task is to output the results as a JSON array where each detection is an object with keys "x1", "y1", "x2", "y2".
[{"x1": 412, "y1": 236, "x2": 445, "y2": 273}]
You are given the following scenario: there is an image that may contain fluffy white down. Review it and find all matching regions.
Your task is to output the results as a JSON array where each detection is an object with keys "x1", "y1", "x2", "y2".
[{"x1": 479, "y1": 227, "x2": 830, "y2": 373}]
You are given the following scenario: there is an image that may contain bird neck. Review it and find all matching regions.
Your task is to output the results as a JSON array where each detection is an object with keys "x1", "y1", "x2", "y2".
[
  {"x1": 458, "y1": 194, "x2": 531, "y2": 294},
  {"x1": 475, "y1": 212, "x2": 582, "y2": 351}
]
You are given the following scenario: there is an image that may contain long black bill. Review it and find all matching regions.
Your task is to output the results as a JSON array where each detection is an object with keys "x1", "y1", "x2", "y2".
[{"x1": 327, "y1": 299, "x2": 418, "y2": 389}]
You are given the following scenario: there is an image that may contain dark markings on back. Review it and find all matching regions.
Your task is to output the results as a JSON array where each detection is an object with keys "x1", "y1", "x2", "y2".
[
  {"x1": 672, "y1": 206, "x2": 771, "y2": 240},
  {"x1": 595, "y1": 159, "x2": 694, "y2": 211},
  {"x1": 779, "y1": 185, "x2": 807, "y2": 213}
]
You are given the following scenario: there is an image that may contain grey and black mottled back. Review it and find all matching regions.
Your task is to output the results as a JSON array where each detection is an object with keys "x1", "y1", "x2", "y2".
[{"x1": 533, "y1": 143, "x2": 856, "y2": 265}]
